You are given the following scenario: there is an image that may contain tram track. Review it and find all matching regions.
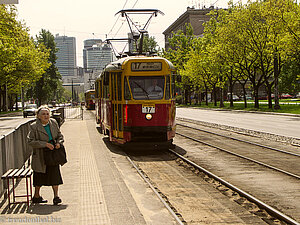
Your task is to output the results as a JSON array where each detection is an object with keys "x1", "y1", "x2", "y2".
[
  {"x1": 168, "y1": 149, "x2": 300, "y2": 225},
  {"x1": 124, "y1": 121, "x2": 300, "y2": 224},
  {"x1": 177, "y1": 123, "x2": 300, "y2": 158},
  {"x1": 126, "y1": 150, "x2": 272, "y2": 225},
  {"x1": 176, "y1": 121, "x2": 300, "y2": 180},
  {"x1": 126, "y1": 148, "x2": 300, "y2": 225}
]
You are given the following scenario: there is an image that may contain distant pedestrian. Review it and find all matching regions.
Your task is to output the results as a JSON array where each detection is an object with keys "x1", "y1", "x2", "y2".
[{"x1": 27, "y1": 105, "x2": 64, "y2": 205}]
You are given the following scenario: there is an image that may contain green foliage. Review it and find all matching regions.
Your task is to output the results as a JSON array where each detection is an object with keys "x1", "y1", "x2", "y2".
[
  {"x1": 0, "y1": 6, "x2": 49, "y2": 87},
  {"x1": 171, "y1": 0, "x2": 299, "y2": 109},
  {"x1": 26, "y1": 29, "x2": 62, "y2": 105},
  {"x1": 0, "y1": 5, "x2": 49, "y2": 111},
  {"x1": 138, "y1": 35, "x2": 160, "y2": 53},
  {"x1": 162, "y1": 24, "x2": 195, "y2": 103}
]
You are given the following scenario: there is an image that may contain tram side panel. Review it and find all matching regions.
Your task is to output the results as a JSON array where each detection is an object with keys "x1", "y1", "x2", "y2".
[{"x1": 101, "y1": 98, "x2": 112, "y2": 137}]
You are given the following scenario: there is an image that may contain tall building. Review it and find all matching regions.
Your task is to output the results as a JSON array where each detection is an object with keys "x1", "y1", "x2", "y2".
[
  {"x1": 83, "y1": 40, "x2": 114, "y2": 73},
  {"x1": 83, "y1": 39, "x2": 102, "y2": 71},
  {"x1": 54, "y1": 34, "x2": 77, "y2": 83},
  {"x1": 163, "y1": 7, "x2": 213, "y2": 50},
  {"x1": 82, "y1": 39, "x2": 115, "y2": 92}
]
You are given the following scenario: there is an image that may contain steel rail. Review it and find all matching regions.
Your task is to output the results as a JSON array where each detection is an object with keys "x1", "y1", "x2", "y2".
[
  {"x1": 176, "y1": 132, "x2": 300, "y2": 180},
  {"x1": 126, "y1": 156, "x2": 185, "y2": 225},
  {"x1": 169, "y1": 149, "x2": 300, "y2": 225},
  {"x1": 177, "y1": 123, "x2": 300, "y2": 157}
]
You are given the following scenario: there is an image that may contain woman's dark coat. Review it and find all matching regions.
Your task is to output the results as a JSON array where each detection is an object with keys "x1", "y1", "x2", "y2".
[{"x1": 28, "y1": 118, "x2": 64, "y2": 173}]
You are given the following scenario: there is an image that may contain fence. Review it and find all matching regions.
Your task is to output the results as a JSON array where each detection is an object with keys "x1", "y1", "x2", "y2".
[
  {"x1": 0, "y1": 107, "x2": 66, "y2": 196},
  {"x1": 64, "y1": 106, "x2": 83, "y2": 120},
  {"x1": 0, "y1": 119, "x2": 34, "y2": 195}
]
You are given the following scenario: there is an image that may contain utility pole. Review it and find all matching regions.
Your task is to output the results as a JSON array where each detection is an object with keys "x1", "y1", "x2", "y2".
[{"x1": 71, "y1": 80, "x2": 74, "y2": 106}]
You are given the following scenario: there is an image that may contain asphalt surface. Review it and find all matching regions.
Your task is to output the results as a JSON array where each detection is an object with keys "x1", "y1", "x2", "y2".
[{"x1": 176, "y1": 107, "x2": 300, "y2": 139}]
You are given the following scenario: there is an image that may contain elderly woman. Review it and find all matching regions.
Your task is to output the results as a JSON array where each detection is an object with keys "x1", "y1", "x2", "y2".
[{"x1": 28, "y1": 105, "x2": 64, "y2": 205}]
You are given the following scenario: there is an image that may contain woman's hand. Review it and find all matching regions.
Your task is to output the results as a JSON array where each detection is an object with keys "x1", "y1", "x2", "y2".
[
  {"x1": 45, "y1": 143, "x2": 54, "y2": 150},
  {"x1": 55, "y1": 143, "x2": 60, "y2": 149}
]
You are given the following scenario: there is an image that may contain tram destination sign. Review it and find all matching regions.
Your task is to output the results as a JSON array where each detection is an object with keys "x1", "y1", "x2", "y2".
[{"x1": 131, "y1": 62, "x2": 162, "y2": 71}]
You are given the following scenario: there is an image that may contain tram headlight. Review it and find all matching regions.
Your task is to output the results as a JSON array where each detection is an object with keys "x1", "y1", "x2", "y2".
[{"x1": 145, "y1": 113, "x2": 152, "y2": 120}]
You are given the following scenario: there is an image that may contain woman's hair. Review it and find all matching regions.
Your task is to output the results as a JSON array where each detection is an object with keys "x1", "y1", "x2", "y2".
[{"x1": 36, "y1": 105, "x2": 51, "y2": 118}]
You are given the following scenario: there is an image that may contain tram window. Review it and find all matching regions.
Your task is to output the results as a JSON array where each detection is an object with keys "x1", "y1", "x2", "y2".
[
  {"x1": 104, "y1": 72, "x2": 109, "y2": 85},
  {"x1": 117, "y1": 73, "x2": 122, "y2": 101},
  {"x1": 165, "y1": 75, "x2": 170, "y2": 100},
  {"x1": 113, "y1": 73, "x2": 116, "y2": 101},
  {"x1": 124, "y1": 77, "x2": 131, "y2": 100},
  {"x1": 99, "y1": 81, "x2": 102, "y2": 98},
  {"x1": 95, "y1": 81, "x2": 99, "y2": 98},
  {"x1": 128, "y1": 76, "x2": 165, "y2": 100}
]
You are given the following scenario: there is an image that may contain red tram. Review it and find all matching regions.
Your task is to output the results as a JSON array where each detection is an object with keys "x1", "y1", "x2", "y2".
[
  {"x1": 85, "y1": 90, "x2": 96, "y2": 110},
  {"x1": 95, "y1": 56, "x2": 176, "y2": 148}
]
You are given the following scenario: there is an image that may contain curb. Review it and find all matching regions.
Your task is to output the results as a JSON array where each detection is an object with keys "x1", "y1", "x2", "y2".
[{"x1": 176, "y1": 106, "x2": 300, "y2": 117}]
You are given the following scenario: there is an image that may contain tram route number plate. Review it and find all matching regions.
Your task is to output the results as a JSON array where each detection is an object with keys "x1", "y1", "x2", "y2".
[{"x1": 142, "y1": 104, "x2": 155, "y2": 113}]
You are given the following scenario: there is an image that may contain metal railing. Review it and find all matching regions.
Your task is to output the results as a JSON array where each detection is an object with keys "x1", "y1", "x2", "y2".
[
  {"x1": 64, "y1": 106, "x2": 83, "y2": 120},
  {"x1": 0, "y1": 120, "x2": 34, "y2": 195}
]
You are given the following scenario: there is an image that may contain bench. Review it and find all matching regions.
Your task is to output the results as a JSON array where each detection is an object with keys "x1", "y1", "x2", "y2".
[{"x1": 1, "y1": 167, "x2": 33, "y2": 208}]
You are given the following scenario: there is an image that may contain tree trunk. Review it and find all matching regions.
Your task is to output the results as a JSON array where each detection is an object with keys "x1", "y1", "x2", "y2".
[
  {"x1": 242, "y1": 84, "x2": 248, "y2": 108},
  {"x1": 266, "y1": 84, "x2": 273, "y2": 109},
  {"x1": 198, "y1": 90, "x2": 202, "y2": 106},
  {"x1": 219, "y1": 87, "x2": 224, "y2": 108},
  {"x1": 254, "y1": 87, "x2": 259, "y2": 109},
  {"x1": 4, "y1": 84, "x2": 8, "y2": 112},
  {"x1": 205, "y1": 87, "x2": 208, "y2": 106},
  {"x1": 213, "y1": 86, "x2": 217, "y2": 106},
  {"x1": 274, "y1": 53, "x2": 280, "y2": 110},
  {"x1": 229, "y1": 83, "x2": 234, "y2": 108}
]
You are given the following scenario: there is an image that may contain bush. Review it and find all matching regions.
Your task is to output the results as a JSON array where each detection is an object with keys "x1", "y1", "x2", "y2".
[{"x1": 176, "y1": 95, "x2": 183, "y2": 104}]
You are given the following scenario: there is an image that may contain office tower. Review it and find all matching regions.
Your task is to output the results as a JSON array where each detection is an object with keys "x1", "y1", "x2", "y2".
[
  {"x1": 54, "y1": 34, "x2": 77, "y2": 83},
  {"x1": 83, "y1": 39, "x2": 102, "y2": 71},
  {"x1": 83, "y1": 40, "x2": 114, "y2": 73}
]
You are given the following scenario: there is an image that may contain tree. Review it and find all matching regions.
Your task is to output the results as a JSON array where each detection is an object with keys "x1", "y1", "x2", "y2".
[
  {"x1": 162, "y1": 24, "x2": 195, "y2": 104},
  {"x1": 0, "y1": 5, "x2": 49, "y2": 111},
  {"x1": 26, "y1": 29, "x2": 62, "y2": 106},
  {"x1": 138, "y1": 35, "x2": 160, "y2": 53}
]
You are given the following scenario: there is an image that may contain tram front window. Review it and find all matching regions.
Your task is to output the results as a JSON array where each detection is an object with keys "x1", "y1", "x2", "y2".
[{"x1": 129, "y1": 76, "x2": 165, "y2": 100}]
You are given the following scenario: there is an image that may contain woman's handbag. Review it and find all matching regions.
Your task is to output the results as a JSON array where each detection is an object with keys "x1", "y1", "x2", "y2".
[{"x1": 44, "y1": 144, "x2": 67, "y2": 166}]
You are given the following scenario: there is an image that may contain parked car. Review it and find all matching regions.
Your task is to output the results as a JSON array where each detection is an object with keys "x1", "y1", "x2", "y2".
[
  {"x1": 23, "y1": 104, "x2": 37, "y2": 118},
  {"x1": 280, "y1": 93, "x2": 293, "y2": 99},
  {"x1": 227, "y1": 94, "x2": 240, "y2": 101},
  {"x1": 241, "y1": 95, "x2": 252, "y2": 100},
  {"x1": 232, "y1": 95, "x2": 240, "y2": 101}
]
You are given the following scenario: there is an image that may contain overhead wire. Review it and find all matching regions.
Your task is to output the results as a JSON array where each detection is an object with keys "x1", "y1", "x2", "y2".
[
  {"x1": 110, "y1": 0, "x2": 140, "y2": 38},
  {"x1": 107, "y1": 0, "x2": 129, "y2": 37}
]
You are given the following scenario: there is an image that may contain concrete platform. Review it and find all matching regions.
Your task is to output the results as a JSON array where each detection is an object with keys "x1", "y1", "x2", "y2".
[{"x1": 0, "y1": 111, "x2": 177, "y2": 225}]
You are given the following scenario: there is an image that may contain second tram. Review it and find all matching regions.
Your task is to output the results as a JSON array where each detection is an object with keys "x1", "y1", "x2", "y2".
[
  {"x1": 85, "y1": 90, "x2": 96, "y2": 110},
  {"x1": 95, "y1": 56, "x2": 176, "y2": 147}
]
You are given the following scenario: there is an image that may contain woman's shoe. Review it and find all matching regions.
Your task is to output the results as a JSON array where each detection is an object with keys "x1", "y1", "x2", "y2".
[
  {"x1": 32, "y1": 196, "x2": 47, "y2": 203},
  {"x1": 53, "y1": 196, "x2": 62, "y2": 205}
]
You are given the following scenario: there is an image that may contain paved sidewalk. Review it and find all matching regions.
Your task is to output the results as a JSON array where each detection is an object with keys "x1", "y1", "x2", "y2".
[{"x1": 0, "y1": 112, "x2": 177, "y2": 225}]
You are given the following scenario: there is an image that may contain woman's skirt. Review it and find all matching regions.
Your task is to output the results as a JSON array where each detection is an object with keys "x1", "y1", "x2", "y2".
[{"x1": 33, "y1": 165, "x2": 63, "y2": 186}]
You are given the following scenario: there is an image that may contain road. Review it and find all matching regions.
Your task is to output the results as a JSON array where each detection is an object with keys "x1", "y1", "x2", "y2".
[
  {"x1": 0, "y1": 116, "x2": 35, "y2": 137},
  {"x1": 1, "y1": 107, "x2": 300, "y2": 140},
  {"x1": 176, "y1": 107, "x2": 300, "y2": 139}
]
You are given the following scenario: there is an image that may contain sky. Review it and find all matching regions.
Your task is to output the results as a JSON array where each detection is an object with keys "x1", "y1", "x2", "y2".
[{"x1": 16, "y1": 0, "x2": 230, "y2": 67}]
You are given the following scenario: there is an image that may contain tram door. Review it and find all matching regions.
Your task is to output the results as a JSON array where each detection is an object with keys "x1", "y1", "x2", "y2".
[{"x1": 111, "y1": 72, "x2": 123, "y2": 139}]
